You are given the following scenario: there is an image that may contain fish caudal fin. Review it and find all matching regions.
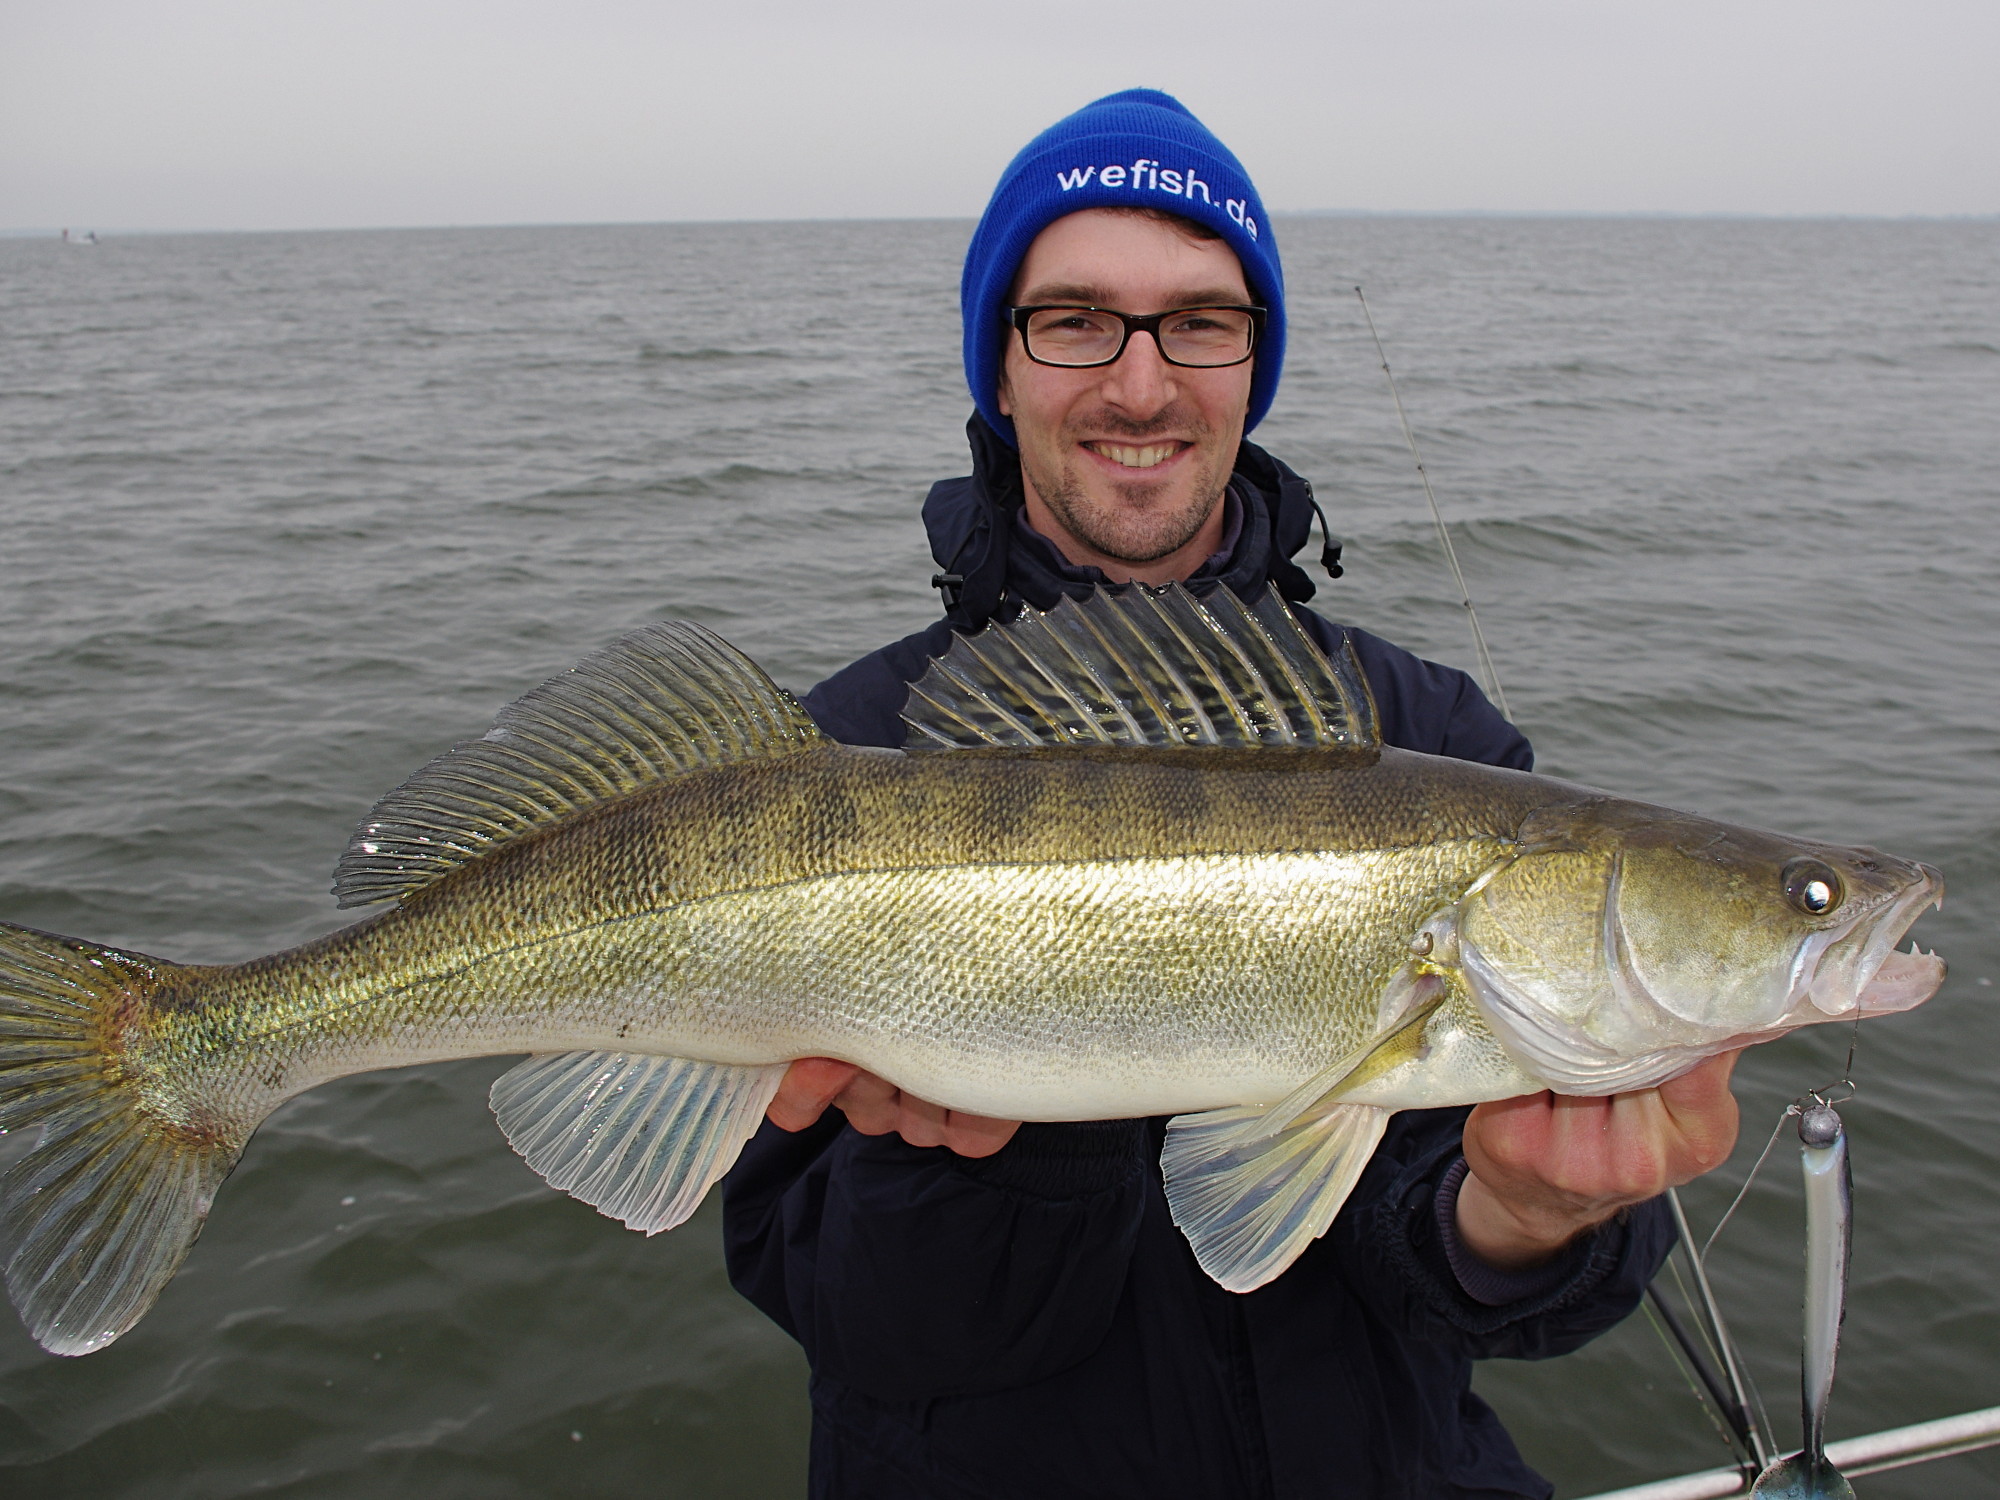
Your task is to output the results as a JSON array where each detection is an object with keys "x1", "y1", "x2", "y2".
[
  {"x1": 0, "y1": 924, "x2": 243, "y2": 1355},
  {"x1": 490, "y1": 1051, "x2": 786, "y2": 1233},
  {"x1": 1162, "y1": 1101, "x2": 1389, "y2": 1293}
]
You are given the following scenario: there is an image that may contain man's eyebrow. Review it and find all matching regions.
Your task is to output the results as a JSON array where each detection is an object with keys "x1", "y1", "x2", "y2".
[{"x1": 1015, "y1": 283, "x2": 1253, "y2": 308}]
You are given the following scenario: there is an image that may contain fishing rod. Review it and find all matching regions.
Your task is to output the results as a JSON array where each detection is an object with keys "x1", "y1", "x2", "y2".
[
  {"x1": 1357, "y1": 287, "x2": 1986, "y2": 1496},
  {"x1": 1351, "y1": 286, "x2": 1775, "y2": 1473},
  {"x1": 1352, "y1": 286, "x2": 1511, "y2": 720},
  {"x1": 1668, "y1": 1187, "x2": 1775, "y2": 1474},
  {"x1": 1643, "y1": 1281, "x2": 1764, "y2": 1475}
]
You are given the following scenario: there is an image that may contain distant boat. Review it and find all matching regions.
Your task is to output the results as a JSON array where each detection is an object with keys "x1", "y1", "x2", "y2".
[{"x1": 59, "y1": 229, "x2": 99, "y2": 245}]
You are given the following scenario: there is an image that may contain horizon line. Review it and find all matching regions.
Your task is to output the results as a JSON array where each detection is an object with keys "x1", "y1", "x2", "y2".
[{"x1": 5, "y1": 207, "x2": 1996, "y2": 238}]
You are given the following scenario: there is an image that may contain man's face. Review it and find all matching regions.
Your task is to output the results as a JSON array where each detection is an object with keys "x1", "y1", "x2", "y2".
[{"x1": 999, "y1": 209, "x2": 1255, "y2": 585}]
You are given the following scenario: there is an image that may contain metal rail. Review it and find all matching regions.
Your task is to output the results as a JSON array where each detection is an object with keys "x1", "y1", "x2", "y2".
[{"x1": 1573, "y1": 1405, "x2": 2000, "y2": 1499}]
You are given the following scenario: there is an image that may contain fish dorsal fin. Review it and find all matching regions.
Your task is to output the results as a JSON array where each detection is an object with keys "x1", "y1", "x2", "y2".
[
  {"x1": 334, "y1": 621, "x2": 823, "y2": 908},
  {"x1": 900, "y1": 583, "x2": 1381, "y2": 751}
]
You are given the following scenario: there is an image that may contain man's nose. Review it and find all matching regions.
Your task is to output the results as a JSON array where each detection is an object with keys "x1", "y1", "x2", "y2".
[{"x1": 1098, "y1": 329, "x2": 1177, "y2": 413}]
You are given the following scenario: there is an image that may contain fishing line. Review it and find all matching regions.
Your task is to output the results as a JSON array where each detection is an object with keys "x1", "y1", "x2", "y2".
[
  {"x1": 1700, "y1": 1106, "x2": 1802, "y2": 1266},
  {"x1": 1701, "y1": 1028, "x2": 1864, "y2": 1265},
  {"x1": 1353, "y1": 286, "x2": 1511, "y2": 719},
  {"x1": 1674, "y1": 1037, "x2": 1868, "y2": 1468}
]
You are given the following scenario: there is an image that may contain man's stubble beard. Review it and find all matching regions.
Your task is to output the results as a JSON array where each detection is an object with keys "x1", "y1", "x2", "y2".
[{"x1": 1022, "y1": 410, "x2": 1236, "y2": 566}]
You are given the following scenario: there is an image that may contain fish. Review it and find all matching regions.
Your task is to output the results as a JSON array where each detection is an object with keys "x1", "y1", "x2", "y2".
[{"x1": 0, "y1": 583, "x2": 1945, "y2": 1356}]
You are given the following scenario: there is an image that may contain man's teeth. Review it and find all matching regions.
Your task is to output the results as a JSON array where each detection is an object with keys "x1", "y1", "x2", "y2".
[{"x1": 1089, "y1": 442, "x2": 1180, "y2": 469}]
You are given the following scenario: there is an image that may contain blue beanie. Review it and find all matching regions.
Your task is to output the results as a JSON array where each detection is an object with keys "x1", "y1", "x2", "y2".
[{"x1": 962, "y1": 89, "x2": 1284, "y2": 447}]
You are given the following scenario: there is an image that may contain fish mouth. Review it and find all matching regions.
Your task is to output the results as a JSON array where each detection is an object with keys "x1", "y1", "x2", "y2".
[
  {"x1": 1856, "y1": 943, "x2": 1946, "y2": 1015},
  {"x1": 1796, "y1": 862, "x2": 1946, "y2": 1019}
]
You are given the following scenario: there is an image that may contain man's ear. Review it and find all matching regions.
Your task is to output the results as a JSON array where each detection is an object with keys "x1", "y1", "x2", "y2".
[{"x1": 996, "y1": 367, "x2": 1013, "y2": 418}]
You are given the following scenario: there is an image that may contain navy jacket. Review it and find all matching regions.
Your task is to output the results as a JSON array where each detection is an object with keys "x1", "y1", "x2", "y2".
[{"x1": 724, "y1": 417, "x2": 1675, "y2": 1499}]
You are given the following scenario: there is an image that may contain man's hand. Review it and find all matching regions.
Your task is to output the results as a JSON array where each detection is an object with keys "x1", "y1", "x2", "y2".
[
  {"x1": 768, "y1": 1057, "x2": 1022, "y2": 1158},
  {"x1": 1455, "y1": 1049, "x2": 1742, "y2": 1271}
]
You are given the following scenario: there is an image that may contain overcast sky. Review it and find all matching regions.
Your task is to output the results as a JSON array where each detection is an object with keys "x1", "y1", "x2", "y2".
[{"x1": 4, "y1": 0, "x2": 1995, "y2": 232}]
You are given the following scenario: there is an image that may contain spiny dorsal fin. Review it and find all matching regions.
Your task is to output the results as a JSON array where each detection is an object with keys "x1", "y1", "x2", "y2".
[
  {"x1": 334, "y1": 621, "x2": 823, "y2": 908},
  {"x1": 901, "y1": 583, "x2": 1381, "y2": 751}
]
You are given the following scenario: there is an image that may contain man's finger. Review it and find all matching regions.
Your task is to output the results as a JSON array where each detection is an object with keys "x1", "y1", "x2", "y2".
[
  {"x1": 773, "y1": 1062, "x2": 1025, "y2": 1158},
  {"x1": 941, "y1": 1110, "x2": 1021, "y2": 1159},
  {"x1": 895, "y1": 1094, "x2": 952, "y2": 1149},
  {"x1": 1659, "y1": 1048, "x2": 1742, "y2": 1113},
  {"x1": 1657, "y1": 1049, "x2": 1743, "y2": 1172},
  {"x1": 767, "y1": 1057, "x2": 862, "y2": 1132},
  {"x1": 833, "y1": 1069, "x2": 905, "y2": 1135}
]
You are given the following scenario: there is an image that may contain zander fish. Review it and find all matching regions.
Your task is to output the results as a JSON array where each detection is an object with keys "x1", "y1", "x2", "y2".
[{"x1": 0, "y1": 585, "x2": 1945, "y2": 1355}]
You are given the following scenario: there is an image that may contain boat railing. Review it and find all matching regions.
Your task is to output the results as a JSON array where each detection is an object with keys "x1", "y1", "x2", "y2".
[{"x1": 1573, "y1": 1404, "x2": 2000, "y2": 1499}]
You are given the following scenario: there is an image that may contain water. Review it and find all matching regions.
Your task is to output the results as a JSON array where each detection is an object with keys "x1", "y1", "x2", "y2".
[{"x1": 1, "y1": 216, "x2": 1995, "y2": 1497}]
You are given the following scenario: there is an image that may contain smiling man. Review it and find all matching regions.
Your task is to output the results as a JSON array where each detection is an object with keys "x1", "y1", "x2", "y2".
[
  {"x1": 722, "y1": 90, "x2": 1737, "y2": 1500},
  {"x1": 999, "y1": 210, "x2": 1259, "y2": 581}
]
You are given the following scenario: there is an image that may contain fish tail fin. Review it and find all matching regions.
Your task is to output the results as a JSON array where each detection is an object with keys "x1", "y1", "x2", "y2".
[{"x1": 0, "y1": 922, "x2": 242, "y2": 1356}]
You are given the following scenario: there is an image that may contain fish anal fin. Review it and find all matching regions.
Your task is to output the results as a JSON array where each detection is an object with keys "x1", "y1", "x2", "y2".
[
  {"x1": 1163, "y1": 1101, "x2": 1390, "y2": 1293},
  {"x1": 489, "y1": 1051, "x2": 787, "y2": 1234}
]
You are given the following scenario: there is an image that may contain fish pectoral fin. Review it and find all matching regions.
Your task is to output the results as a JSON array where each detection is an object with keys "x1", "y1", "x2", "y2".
[
  {"x1": 1163, "y1": 1099, "x2": 1391, "y2": 1293},
  {"x1": 1160, "y1": 994, "x2": 1435, "y2": 1291},
  {"x1": 1244, "y1": 977, "x2": 1447, "y2": 1142},
  {"x1": 489, "y1": 1051, "x2": 787, "y2": 1235}
]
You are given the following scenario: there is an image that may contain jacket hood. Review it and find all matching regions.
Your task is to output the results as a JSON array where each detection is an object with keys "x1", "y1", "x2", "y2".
[{"x1": 922, "y1": 413, "x2": 1330, "y2": 632}]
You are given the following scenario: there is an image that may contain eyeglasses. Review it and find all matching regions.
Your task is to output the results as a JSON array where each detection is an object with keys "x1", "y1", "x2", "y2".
[{"x1": 1006, "y1": 304, "x2": 1265, "y2": 370}]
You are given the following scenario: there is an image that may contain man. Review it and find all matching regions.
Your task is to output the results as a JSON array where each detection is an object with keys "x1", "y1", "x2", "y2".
[{"x1": 724, "y1": 90, "x2": 1740, "y2": 1499}]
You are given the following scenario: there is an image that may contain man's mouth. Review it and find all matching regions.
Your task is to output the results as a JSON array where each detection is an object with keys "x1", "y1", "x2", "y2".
[{"x1": 1084, "y1": 441, "x2": 1187, "y2": 470}]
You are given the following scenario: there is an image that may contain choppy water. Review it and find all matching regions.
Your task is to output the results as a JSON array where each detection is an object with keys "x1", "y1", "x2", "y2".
[{"x1": 0, "y1": 216, "x2": 1995, "y2": 1498}]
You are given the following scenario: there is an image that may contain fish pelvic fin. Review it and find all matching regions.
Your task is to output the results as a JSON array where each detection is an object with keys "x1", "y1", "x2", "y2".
[
  {"x1": 901, "y1": 582, "x2": 1381, "y2": 752},
  {"x1": 335, "y1": 620, "x2": 825, "y2": 908},
  {"x1": 1163, "y1": 1100, "x2": 1390, "y2": 1293},
  {"x1": 489, "y1": 1051, "x2": 786, "y2": 1234},
  {"x1": 1161, "y1": 984, "x2": 1449, "y2": 1292},
  {"x1": 0, "y1": 923, "x2": 244, "y2": 1356}
]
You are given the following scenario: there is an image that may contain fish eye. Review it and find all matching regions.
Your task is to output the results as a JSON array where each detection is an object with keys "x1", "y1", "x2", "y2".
[{"x1": 1783, "y1": 859, "x2": 1844, "y2": 916}]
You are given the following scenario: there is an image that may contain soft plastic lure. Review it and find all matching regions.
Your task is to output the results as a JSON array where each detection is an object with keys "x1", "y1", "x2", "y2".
[{"x1": 1752, "y1": 1103, "x2": 1857, "y2": 1500}]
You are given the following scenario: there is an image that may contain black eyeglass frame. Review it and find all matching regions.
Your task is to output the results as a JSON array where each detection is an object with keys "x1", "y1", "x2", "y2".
[{"x1": 1005, "y1": 304, "x2": 1267, "y2": 370}]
